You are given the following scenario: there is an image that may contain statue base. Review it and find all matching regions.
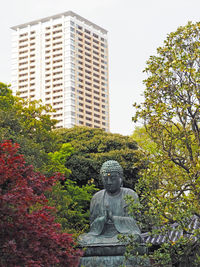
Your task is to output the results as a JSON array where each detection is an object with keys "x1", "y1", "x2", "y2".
[
  {"x1": 81, "y1": 243, "x2": 147, "y2": 256},
  {"x1": 79, "y1": 244, "x2": 150, "y2": 267},
  {"x1": 79, "y1": 255, "x2": 150, "y2": 267}
]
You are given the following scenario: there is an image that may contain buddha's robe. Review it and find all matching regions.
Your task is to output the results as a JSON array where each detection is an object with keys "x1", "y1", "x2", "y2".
[{"x1": 79, "y1": 188, "x2": 141, "y2": 246}]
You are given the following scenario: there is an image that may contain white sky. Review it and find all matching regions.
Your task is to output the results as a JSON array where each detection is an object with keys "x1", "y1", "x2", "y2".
[{"x1": 1, "y1": 0, "x2": 200, "y2": 135}]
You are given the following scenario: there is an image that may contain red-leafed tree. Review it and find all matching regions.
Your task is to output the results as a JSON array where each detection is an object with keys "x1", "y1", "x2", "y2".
[{"x1": 0, "y1": 140, "x2": 82, "y2": 267}]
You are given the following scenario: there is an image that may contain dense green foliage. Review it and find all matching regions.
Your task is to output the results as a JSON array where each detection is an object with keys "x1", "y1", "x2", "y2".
[
  {"x1": 0, "y1": 83, "x2": 96, "y2": 234},
  {"x1": 46, "y1": 180, "x2": 97, "y2": 235},
  {"x1": 45, "y1": 143, "x2": 97, "y2": 234},
  {"x1": 47, "y1": 143, "x2": 73, "y2": 177},
  {"x1": 131, "y1": 22, "x2": 200, "y2": 266},
  {"x1": 0, "y1": 82, "x2": 59, "y2": 172},
  {"x1": 56, "y1": 126, "x2": 142, "y2": 188}
]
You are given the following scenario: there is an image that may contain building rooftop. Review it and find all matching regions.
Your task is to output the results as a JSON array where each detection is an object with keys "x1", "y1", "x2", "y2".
[
  {"x1": 11, "y1": 10, "x2": 107, "y2": 34},
  {"x1": 142, "y1": 215, "x2": 200, "y2": 245}
]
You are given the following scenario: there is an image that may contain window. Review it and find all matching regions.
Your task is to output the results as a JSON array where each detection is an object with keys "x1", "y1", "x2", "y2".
[
  {"x1": 85, "y1": 81, "x2": 91, "y2": 86},
  {"x1": 93, "y1": 56, "x2": 99, "y2": 61},
  {"x1": 78, "y1": 96, "x2": 83, "y2": 101},
  {"x1": 93, "y1": 67, "x2": 99, "y2": 72},
  {"x1": 94, "y1": 73, "x2": 99, "y2": 78},
  {"x1": 86, "y1": 117, "x2": 92, "y2": 121},
  {"x1": 94, "y1": 96, "x2": 100, "y2": 101},
  {"x1": 85, "y1": 58, "x2": 91, "y2": 63},
  {"x1": 19, "y1": 44, "x2": 28, "y2": 49},
  {"x1": 93, "y1": 50, "x2": 99, "y2": 55},
  {"x1": 53, "y1": 24, "x2": 62, "y2": 28},
  {"x1": 85, "y1": 87, "x2": 91, "y2": 92},
  {"x1": 93, "y1": 39, "x2": 99, "y2": 44},
  {"x1": 19, "y1": 33, "x2": 28, "y2": 38},
  {"x1": 85, "y1": 35, "x2": 91, "y2": 40},
  {"x1": 77, "y1": 90, "x2": 83, "y2": 95},
  {"x1": 85, "y1": 69, "x2": 91, "y2": 74},
  {"x1": 85, "y1": 29, "x2": 90, "y2": 34},
  {"x1": 53, "y1": 36, "x2": 61, "y2": 41},
  {"x1": 85, "y1": 46, "x2": 91, "y2": 51},
  {"x1": 93, "y1": 33, "x2": 99, "y2": 38},
  {"x1": 53, "y1": 41, "x2": 62, "y2": 46},
  {"x1": 93, "y1": 45, "x2": 98, "y2": 50},
  {"x1": 86, "y1": 93, "x2": 91, "y2": 97},
  {"x1": 77, "y1": 30, "x2": 83, "y2": 36},
  {"x1": 85, "y1": 104, "x2": 91, "y2": 109}
]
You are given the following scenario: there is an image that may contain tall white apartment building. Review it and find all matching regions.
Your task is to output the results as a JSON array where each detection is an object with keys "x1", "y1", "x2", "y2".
[{"x1": 11, "y1": 11, "x2": 109, "y2": 131}]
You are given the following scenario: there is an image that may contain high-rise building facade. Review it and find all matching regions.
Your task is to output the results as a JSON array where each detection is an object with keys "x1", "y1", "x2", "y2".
[{"x1": 11, "y1": 11, "x2": 109, "y2": 131}]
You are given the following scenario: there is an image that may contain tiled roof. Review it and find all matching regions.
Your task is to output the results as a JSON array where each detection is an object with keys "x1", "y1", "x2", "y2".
[{"x1": 141, "y1": 215, "x2": 200, "y2": 245}]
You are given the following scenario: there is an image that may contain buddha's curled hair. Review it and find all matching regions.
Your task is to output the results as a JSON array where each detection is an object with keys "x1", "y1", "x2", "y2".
[{"x1": 100, "y1": 160, "x2": 123, "y2": 177}]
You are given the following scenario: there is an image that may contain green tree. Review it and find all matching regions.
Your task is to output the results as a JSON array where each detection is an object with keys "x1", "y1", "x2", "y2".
[
  {"x1": 0, "y1": 83, "x2": 97, "y2": 234},
  {"x1": 0, "y1": 83, "x2": 59, "y2": 172},
  {"x1": 132, "y1": 22, "x2": 200, "y2": 266},
  {"x1": 56, "y1": 126, "x2": 142, "y2": 188},
  {"x1": 45, "y1": 143, "x2": 97, "y2": 234},
  {"x1": 47, "y1": 143, "x2": 74, "y2": 176},
  {"x1": 46, "y1": 179, "x2": 97, "y2": 235}
]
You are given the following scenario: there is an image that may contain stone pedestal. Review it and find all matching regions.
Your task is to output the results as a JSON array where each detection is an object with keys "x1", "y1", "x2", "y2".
[
  {"x1": 79, "y1": 255, "x2": 150, "y2": 267},
  {"x1": 79, "y1": 244, "x2": 150, "y2": 267}
]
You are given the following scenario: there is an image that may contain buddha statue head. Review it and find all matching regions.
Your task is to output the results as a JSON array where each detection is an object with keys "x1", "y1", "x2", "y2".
[{"x1": 100, "y1": 160, "x2": 123, "y2": 195}]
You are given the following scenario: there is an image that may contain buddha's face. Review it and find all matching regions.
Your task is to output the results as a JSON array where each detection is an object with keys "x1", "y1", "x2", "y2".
[{"x1": 102, "y1": 171, "x2": 122, "y2": 194}]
